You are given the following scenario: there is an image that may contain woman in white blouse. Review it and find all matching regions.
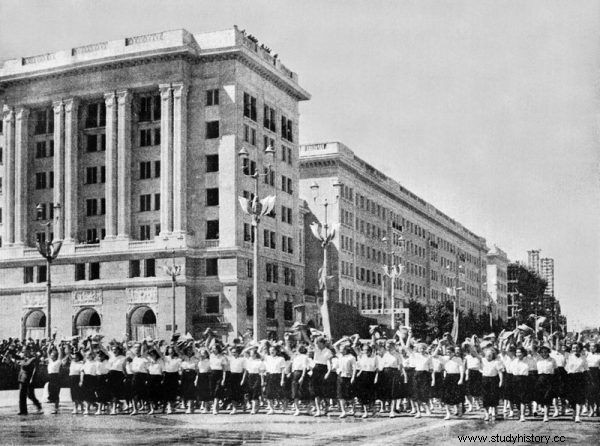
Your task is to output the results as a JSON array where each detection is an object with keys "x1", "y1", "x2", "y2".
[
  {"x1": 585, "y1": 343, "x2": 600, "y2": 417},
  {"x1": 208, "y1": 345, "x2": 229, "y2": 415},
  {"x1": 196, "y1": 349, "x2": 211, "y2": 413},
  {"x1": 243, "y1": 347, "x2": 265, "y2": 414},
  {"x1": 146, "y1": 348, "x2": 165, "y2": 415},
  {"x1": 565, "y1": 343, "x2": 589, "y2": 423},
  {"x1": 263, "y1": 346, "x2": 286, "y2": 415},
  {"x1": 411, "y1": 343, "x2": 433, "y2": 418},
  {"x1": 336, "y1": 345, "x2": 357, "y2": 418},
  {"x1": 67, "y1": 348, "x2": 84, "y2": 414},
  {"x1": 379, "y1": 341, "x2": 406, "y2": 418},
  {"x1": 290, "y1": 345, "x2": 311, "y2": 416},
  {"x1": 535, "y1": 345, "x2": 557, "y2": 422},
  {"x1": 464, "y1": 345, "x2": 482, "y2": 413},
  {"x1": 107, "y1": 344, "x2": 127, "y2": 415},
  {"x1": 356, "y1": 344, "x2": 379, "y2": 418},
  {"x1": 442, "y1": 346, "x2": 465, "y2": 420},
  {"x1": 480, "y1": 348, "x2": 503, "y2": 421},
  {"x1": 45, "y1": 343, "x2": 65, "y2": 414},
  {"x1": 509, "y1": 347, "x2": 530, "y2": 422},
  {"x1": 80, "y1": 350, "x2": 98, "y2": 416},
  {"x1": 227, "y1": 346, "x2": 247, "y2": 415},
  {"x1": 178, "y1": 345, "x2": 198, "y2": 414},
  {"x1": 162, "y1": 346, "x2": 181, "y2": 414}
]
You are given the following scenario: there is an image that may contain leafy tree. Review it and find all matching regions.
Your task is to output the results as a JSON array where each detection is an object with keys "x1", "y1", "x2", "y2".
[
  {"x1": 406, "y1": 299, "x2": 429, "y2": 340},
  {"x1": 426, "y1": 301, "x2": 454, "y2": 338}
]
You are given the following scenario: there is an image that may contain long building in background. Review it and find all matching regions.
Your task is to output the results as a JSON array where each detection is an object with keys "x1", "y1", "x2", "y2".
[
  {"x1": 0, "y1": 27, "x2": 310, "y2": 341},
  {"x1": 486, "y1": 246, "x2": 509, "y2": 321},
  {"x1": 299, "y1": 142, "x2": 489, "y2": 324},
  {"x1": 540, "y1": 257, "x2": 555, "y2": 297}
]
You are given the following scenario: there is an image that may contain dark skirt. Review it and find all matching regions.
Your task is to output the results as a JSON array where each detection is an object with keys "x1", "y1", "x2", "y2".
[
  {"x1": 511, "y1": 375, "x2": 530, "y2": 405},
  {"x1": 381, "y1": 367, "x2": 403, "y2": 400},
  {"x1": 466, "y1": 369, "x2": 482, "y2": 397},
  {"x1": 431, "y1": 372, "x2": 444, "y2": 399},
  {"x1": 356, "y1": 371, "x2": 376, "y2": 405},
  {"x1": 95, "y1": 374, "x2": 110, "y2": 403},
  {"x1": 405, "y1": 367, "x2": 416, "y2": 398},
  {"x1": 536, "y1": 374, "x2": 554, "y2": 406},
  {"x1": 163, "y1": 372, "x2": 179, "y2": 402},
  {"x1": 282, "y1": 373, "x2": 292, "y2": 400},
  {"x1": 336, "y1": 376, "x2": 353, "y2": 400},
  {"x1": 554, "y1": 367, "x2": 567, "y2": 399},
  {"x1": 414, "y1": 370, "x2": 431, "y2": 402},
  {"x1": 107, "y1": 370, "x2": 125, "y2": 401},
  {"x1": 132, "y1": 373, "x2": 148, "y2": 400},
  {"x1": 47, "y1": 373, "x2": 60, "y2": 404},
  {"x1": 442, "y1": 373, "x2": 464, "y2": 405},
  {"x1": 567, "y1": 372, "x2": 587, "y2": 405},
  {"x1": 69, "y1": 375, "x2": 82, "y2": 403},
  {"x1": 196, "y1": 372, "x2": 212, "y2": 402},
  {"x1": 209, "y1": 370, "x2": 225, "y2": 400},
  {"x1": 526, "y1": 371, "x2": 537, "y2": 403},
  {"x1": 229, "y1": 372, "x2": 244, "y2": 403},
  {"x1": 481, "y1": 375, "x2": 500, "y2": 408},
  {"x1": 324, "y1": 371, "x2": 337, "y2": 400},
  {"x1": 147, "y1": 374, "x2": 163, "y2": 403},
  {"x1": 586, "y1": 368, "x2": 600, "y2": 405},
  {"x1": 264, "y1": 373, "x2": 282, "y2": 400},
  {"x1": 181, "y1": 370, "x2": 197, "y2": 401},
  {"x1": 310, "y1": 364, "x2": 328, "y2": 398},
  {"x1": 291, "y1": 370, "x2": 310, "y2": 401},
  {"x1": 123, "y1": 374, "x2": 133, "y2": 401},
  {"x1": 501, "y1": 373, "x2": 513, "y2": 401},
  {"x1": 246, "y1": 373, "x2": 262, "y2": 400},
  {"x1": 81, "y1": 375, "x2": 97, "y2": 403}
]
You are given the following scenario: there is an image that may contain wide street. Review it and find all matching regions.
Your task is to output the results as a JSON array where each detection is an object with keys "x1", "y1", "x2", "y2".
[{"x1": 0, "y1": 390, "x2": 598, "y2": 445}]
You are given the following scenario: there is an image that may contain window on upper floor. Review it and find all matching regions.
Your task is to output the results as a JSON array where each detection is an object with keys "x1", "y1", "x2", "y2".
[
  {"x1": 206, "y1": 89, "x2": 219, "y2": 106},
  {"x1": 140, "y1": 161, "x2": 152, "y2": 180},
  {"x1": 206, "y1": 258, "x2": 218, "y2": 276},
  {"x1": 205, "y1": 295, "x2": 220, "y2": 314},
  {"x1": 206, "y1": 220, "x2": 219, "y2": 240},
  {"x1": 144, "y1": 259, "x2": 155, "y2": 277},
  {"x1": 206, "y1": 188, "x2": 219, "y2": 206},
  {"x1": 206, "y1": 121, "x2": 220, "y2": 139},
  {"x1": 263, "y1": 105, "x2": 276, "y2": 132},
  {"x1": 243, "y1": 92, "x2": 257, "y2": 121},
  {"x1": 281, "y1": 115, "x2": 293, "y2": 142},
  {"x1": 129, "y1": 260, "x2": 140, "y2": 278},
  {"x1": 33, "y1": 108, "x2": 54, "y2": 135},
  {"x1": 85, "y1": 102, "x2": 106, "y2": 129},
  {"x1": 206, "y1": 155, "x2": 219, "y2": 172},
  {"x1": 138, "y1": 94, "x2": 161, "y2": 122}
]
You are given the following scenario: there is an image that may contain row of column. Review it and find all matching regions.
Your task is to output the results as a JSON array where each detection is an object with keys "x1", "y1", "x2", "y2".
[{"x1": 1, "y1": 83, "x2": 187, "y2": 247}]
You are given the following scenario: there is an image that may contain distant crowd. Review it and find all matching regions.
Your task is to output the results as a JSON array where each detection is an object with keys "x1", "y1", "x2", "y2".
[{"x1": 3, "y1": 324, "x2": 599, "y2": 422}]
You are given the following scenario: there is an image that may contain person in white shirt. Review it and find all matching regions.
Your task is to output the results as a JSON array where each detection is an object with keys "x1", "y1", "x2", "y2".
[
  {"x1": 129, "y1": 343, "x2": 150, "y2": 415},
  {"x1": 565, "y1": 343, "x2": 589, "y2": 423},
  {"x1": 263, "y1": 346, "x2": 286, "y2": 415},
  {"x1": 67, "y1": 348, "x2": 84, "y2": 414},
  {"x1": 379, "y1": 341, "x2": 406, "y2": 418},
  {"x1": 146, "y1": 348, "x2": 165, "y2": 415},
  {"x1": 107, "y1": 344, "x2": 127, "y2": 415},
  {"x1": 411, "y1": 343, "x2": 433, "y2": 418},
  {"x1": 336, "y1": 345, "x2": 356, "y2": 418},
  {"x1": 80, "y1": 350, "x2": 98, "y2": 416},
  {"x1": 500, "y1": 345, "x2": 516, "y2": 419},
  {"x1": 162, "y1": 346, "x2": 181, "y2": 414},
  {"x1": 94, "y1": 350, "x2": 111, "y2": 415},
  {"x1": 209, "y1": 345, "x2": 229, "y2": 415},
  {"x1": 480, "y1": 348, "x2": 504, "y2": 421},
  {"x1": 356, "y1": 344, "x2": 379, "y2": 418},
  {"x1": 290, "y1": 345, "x2": 311, "y2": 416},
  {"x1": 45, "y1": 343, "x2": 65, "y2": 414},
  {"x1": 465, "y1": 346, "x2": 482, "y2": 413},
  {"x1": 243, "y1": 347, "x2": 265, "y2": 414},
  {"x1": 510, "y1": 347, "x2": 530, "y2": 422},
  {"x1": 195, "y1": 349, "x2": 211, "y2": 413},
  {"x1": 227, "y1": 346, "x2": 247, "y2": 415},
  {"x1": 585, "y1": 343, "x2": 600, "y2": 418},
  {"x1": 311, "y1": 337, "x2": 333, "y2": 417},
  {"x1": 442, "y1": 346, "x2": 465, "y2": 420},
  {"x1": 551, "y1": 343, "x2": 568, "y2": 412},
  {"x1": 535, "y1": 346, "x2": 557, "y2": 422}
]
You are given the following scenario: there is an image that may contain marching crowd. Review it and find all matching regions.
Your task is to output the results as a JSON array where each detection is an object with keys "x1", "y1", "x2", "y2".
[{"x1": 2, "y1": 325, "x2": 599, "y2": 423}]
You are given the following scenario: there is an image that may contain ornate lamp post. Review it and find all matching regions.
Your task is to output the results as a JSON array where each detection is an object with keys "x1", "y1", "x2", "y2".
[
  {"x1": 309, "y1": 180, "x2": 341, "y2": 339},
  {"x1": 35, "y1": 202, "x2": 62, "y2": 339},
  {"x1": 164, "y1": 249, "x2": 181, "y2": 334},
  {"x1": 381, "y1": 236, "x2": 404, "y2": 330},
  {"x1": 237, "y1": 145, "x2": 276, "y2": 342}
]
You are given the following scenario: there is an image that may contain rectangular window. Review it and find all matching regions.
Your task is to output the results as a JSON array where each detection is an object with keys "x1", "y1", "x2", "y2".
[
  {"x1": 154, "y1": 160, "x2": 161, "y2": 177},
  {"x1": 263, "y1": 105, "x2": 276, "y2": 132},
  {"x1": 206, "y1": 188, "x2": 219, "y2": 206},
  {"x1": 86, "y1": 228, "x2": 98, "y2": 243},
  {"x1": 281, "y1": 115, "x2": 293, "y2": 142},
  {"x1": 154, "y1": 193, "x2": 160, "y2": 211},
  {"x1": 48, "y1": 171, "x2": 54, "y2": 189},
  {"x1": 153, "y1": 128, "x2": 160, "y2": 145},
  {"x1": 139, "y1": 194, "x2": 151, "y2": 212},
  {"x1": 89, "y1": 262, "x2": 100, "y2": 280},
  {"x1": 263, "y1": 229, "x2": 270, "y2": 248},
  {"x1": 206, "y1": 155, "x2": 219, "y2": 172},
  {"x1": 140, "y1": 224, "x2": 151, "y2": 240},
  {"x1": 242, "y1": 158, "x2": 256, "y2": 176},
  {"x1": 140, "y1": 161, "x2": 151, "y2": 179},
  {"x1": 243, "y1": 92, "x2": 257, "y2": 121},
  {"x1": 139, "y1": 129, "x2": 152, "y2": 147},
  {"x1": 206, "y1": 258, "x2": 218, "y2": 276},
  {"x1": 86, "y1": 167, "x2": 98, "y2": 184},
  {"x1": 284, "y1": 301, "x2": 293, "y2": 321},
  {"x1": 86, "y1": 199, "x2": 97, "y2": 216},
  {"x1": 34, "y1": 109, "x2": 49, "y2": 135},
  {"x1": 129, "y1": 260, "x2": 140, "y2": 278},
  {"x1": 144, "y1": 259, "x2": 155, "y2": 277},
  {"x1": 246, "y1": 291, "x2": 253, "y2": 316},
  {"x1": 206, "y1": 121, "x2": 220, "y2": 139},
  {"x1": 243, "y1": 223, "x2": 254, "y2": 242},
  {"x1": 24, "y1": 266, "x2": 34, "y2": 284},
  {"x1": 35, "y1": 141, "x2": 46, "y2": 158},
  {"x1": 86, "y1": 134, "x2": 98, "y2": 152},
  {"x1": 205, "y1": 295, "x2": 220, "y2": 314},
  {"x1": 35, "y1": 172, "x2": 47, "y2": 189},
  {"x1": 100, "y1": 134, "x2": 106, "y2": 151},
  {"x1": 100, "y1": 166, "x2": 106, "y2": 183},
  {"x1": 37, "y1": 265, "x2": 47, "y2": 283},
  {"x1": 206, "y1": 220, "x2": 219, "y2": 239},
  {"x1": 206, "y1": 89, "x2": 219, "y2": 106},
  {"x1": 270, "y1": 231, "x2": 276, "y2": 249},
  {"x1": 266, "y1": 299, "x2": 275, "y2": 319},
  {"x1": 75, "y1": 263, "x2": 86, "y2": 281}
]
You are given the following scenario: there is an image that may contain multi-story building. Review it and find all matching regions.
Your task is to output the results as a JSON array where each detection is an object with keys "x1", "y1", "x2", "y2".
[
  {"x1": 527, "y1": 249, "x2": 541, "y2": 275},
  {"x1": 486, "y1": 245, "x2": 509, "y2": 321},
  {"x1": 299, "y1": 142, "x2": 489, "y2": 325},
  {"x1": 540, "y1": 257, "x2": 554, "y2": 297},
  {"x1": 0, "y1": 27, "x2": 310, "y2": 341}
]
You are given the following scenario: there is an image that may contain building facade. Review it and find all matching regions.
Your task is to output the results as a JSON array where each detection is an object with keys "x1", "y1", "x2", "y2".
[
  {"x1": 299, "y1": 142, "x2": 489, "y2": 325},
  {"x1": 486, "y1": 245, "x2": 509, "y2": 321},
  {"x1": 527, "y1": 249, "x2": 541, "y2": 275},
  {"x1": 540, "y1": 257, "x2": 554, "y2": 297},
  {"x1": 0, "y1": 27, "x2": 310, "y2": 341}
]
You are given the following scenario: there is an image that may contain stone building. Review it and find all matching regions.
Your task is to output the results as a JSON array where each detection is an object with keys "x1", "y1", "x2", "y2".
[
  {"x1": 299, "y1": 142, "x2": 489, "y2": 327},
  {"x1": 486, "y1": 245, "x2": 509, "y2": 321},
  {"x1": 0, "y1": 27, "x2": 310, "y2": 341}
]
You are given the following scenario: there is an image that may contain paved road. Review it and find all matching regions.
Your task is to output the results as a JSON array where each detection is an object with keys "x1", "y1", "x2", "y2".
[{"x1": 0, "y1": 390, "x2": 598, "y2": 445}]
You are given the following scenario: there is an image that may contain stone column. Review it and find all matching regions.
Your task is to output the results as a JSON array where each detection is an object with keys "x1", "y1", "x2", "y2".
[
  {"x1": 52, "y1": 101, "x2": 64, "y2": 240},
  {"x1": 172, "y1": 83, "x2": 187, "y2": 237},
  {"x1": 104, "y1": 92, "x2": 118, "y2": 239},
  {"x1": 116, "y1": 90, "x2": 131, "y2": 239},
  {"x1": 1, "y1": 106, "x2": 15, "y2": 245},
  {"x1": 159, "y1": 84, "x2": 173, "y2": 236},
  {"x1": 64, "y1": 98, "x2": 79, "y2": 243},
  {"x1": 14, "y1": 107, "x2": 29, "y2": 245}
]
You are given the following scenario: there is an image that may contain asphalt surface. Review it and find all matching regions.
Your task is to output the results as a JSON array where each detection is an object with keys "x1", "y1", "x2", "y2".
[{"x1": 0, "y1": 390, "x2": 598, "y2": 445}]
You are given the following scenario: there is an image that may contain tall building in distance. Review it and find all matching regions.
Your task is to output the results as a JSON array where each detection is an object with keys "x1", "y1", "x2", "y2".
[
  {"x1": 299, "y1": 142, "x2": 489, "y2": 324},
  {"x1": 486, "y1": 246, "x2": 509, "y2": 321},
  {"x1": 0, "y1": 27, "x2": 310, "y2": 341},
  {"x1": 527, "y1": 249, "x2": 541, "y2": 275},
  {"x1": 540, "y1": 257, "x2": 555, "y2": 297}
]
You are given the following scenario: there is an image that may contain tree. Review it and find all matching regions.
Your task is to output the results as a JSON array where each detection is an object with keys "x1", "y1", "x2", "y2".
[
  {"x1": 406, "y1": 299, "x2": 429, "y2": 340},
  {"x1": 427, "y1": 301, "x2": 454, "y2": 339}
]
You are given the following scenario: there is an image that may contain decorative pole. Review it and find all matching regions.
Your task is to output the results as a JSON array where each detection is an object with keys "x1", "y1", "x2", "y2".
[
  {"x1": 237, "y1": 145, "x2": 276, "y2": 342},
  {"x1": 35, "y1": 203, "x2": 62, "y2": 339},
  {"x1": 164, "y1": 249, "x2": 181, "y2": 333}
]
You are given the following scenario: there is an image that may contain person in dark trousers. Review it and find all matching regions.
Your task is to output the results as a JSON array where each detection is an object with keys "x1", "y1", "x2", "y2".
[{"x1": 17, "y1": 347, "x2": 42, "y2": 415}]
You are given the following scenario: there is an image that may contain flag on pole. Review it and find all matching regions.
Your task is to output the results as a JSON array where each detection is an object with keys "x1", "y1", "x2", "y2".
[{"x1": 451, "y1": 310, "x2": 459, "y2": 342}]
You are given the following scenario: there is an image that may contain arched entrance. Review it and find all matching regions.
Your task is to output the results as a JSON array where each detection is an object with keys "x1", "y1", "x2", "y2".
[
  {"x1": 74, "y1": 308, "x2": 101, "y2": 338},
  {"x1": 130, "y1": 306, "x2": 157, "y2": 341},
  {"x1": 24, "y1": 310, "x2": 46, "y2": 340}
]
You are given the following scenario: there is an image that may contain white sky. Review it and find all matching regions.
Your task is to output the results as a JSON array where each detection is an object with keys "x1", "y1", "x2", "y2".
[{"x1": 1, "y1": 0, "x2": 598, "y2": 329}]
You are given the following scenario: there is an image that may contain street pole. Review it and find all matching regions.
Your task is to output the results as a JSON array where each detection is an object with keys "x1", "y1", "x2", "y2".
[
  {"x1": 165, "y1": 250, "x2": 181, "y2": 334},
  {"x1": 238, "y1": 146, "x2": 276, "y2": 342}
]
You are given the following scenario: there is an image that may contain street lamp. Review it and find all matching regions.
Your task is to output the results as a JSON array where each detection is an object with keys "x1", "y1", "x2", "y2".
[
  {"x1": 35, "y1": 202, "x2": 62, "y2": 339},
  {"x1": 309, "y1": 179, "x2": 341, "y2": 339},
  {"x1": 237, "y1": 145, "x2": 276, "y2": 342},
  {"x1": 164, "y1": 249, "x2": 181, "y2": 334},
  {"x1": 381, "y1": 236, "x2": 404, "y2": 330}
]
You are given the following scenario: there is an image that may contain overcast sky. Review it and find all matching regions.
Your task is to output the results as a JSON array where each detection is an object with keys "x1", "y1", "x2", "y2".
[{"x1": 1, "y1": 0, "x2": 598, "y2": 329}]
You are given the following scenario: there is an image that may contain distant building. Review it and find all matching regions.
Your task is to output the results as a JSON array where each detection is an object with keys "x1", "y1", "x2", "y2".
[
  {"x1": 299, "y1": 142, "x2": 489, "y2": 327},
  {"x1": 527, "y1": 249, "x2": 541, "y2": 275},
  {"x1": 540, "y1": 258, "x2": 555, "y2": 297},
  {"x1": 486, "y1": 246, "x2": 509, "y2": 321}
]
